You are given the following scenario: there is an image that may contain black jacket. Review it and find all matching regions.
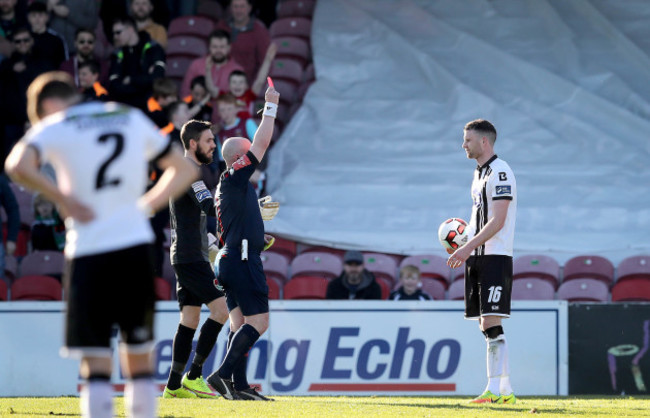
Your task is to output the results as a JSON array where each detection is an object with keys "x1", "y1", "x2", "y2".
[{"x1": 326, "y1": 269, "x2": 382, "y2": 300}]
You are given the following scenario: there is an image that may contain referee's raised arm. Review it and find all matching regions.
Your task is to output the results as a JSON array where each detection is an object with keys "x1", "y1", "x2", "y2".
[{"x1": 249, "y1": 84, "x2": 280, "y2": 163}]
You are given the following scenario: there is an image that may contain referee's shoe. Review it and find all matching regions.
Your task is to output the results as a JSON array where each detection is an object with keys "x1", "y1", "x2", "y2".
[
  {"x1": 237, "y1": 386, "x2": 274, "y2": 401},
  {"x1": 206, "y1": 373, "x2": 240, "y2": 400}
]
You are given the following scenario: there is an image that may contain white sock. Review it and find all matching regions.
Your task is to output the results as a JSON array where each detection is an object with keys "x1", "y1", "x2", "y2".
[
  {"x1": 81, "y1": 380, "x2": 113, "y2": 418},
  {"x1": 499, "y1": 337, "x2": 513, "y2": 395},
  {"x1": 125, "y1": 377, "x2": 157, "y2": 418},
  {"x1": 485, "y1": 335, "x2": 505, "y2": 394}
]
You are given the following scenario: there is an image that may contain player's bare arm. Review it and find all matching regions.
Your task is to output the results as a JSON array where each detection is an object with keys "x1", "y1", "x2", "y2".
[
  {"x1": 249, "y1": 85, "x2": 280, "y2": 163},
  {"x1": 447, "y1": 199, "x2": 510, "y2": 268},
  {"x1": 5, "y1": 142, "x2": 94, "y2": 223},
  {"x1": 139, "y1": 144, "x2": 199, "y2": 214}
]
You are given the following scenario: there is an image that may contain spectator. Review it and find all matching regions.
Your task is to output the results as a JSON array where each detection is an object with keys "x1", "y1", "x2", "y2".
[
  {"x1": 147, "y1": 77, "x2": 178, "y2": 128},
  {"x1": 131, "y1": 0, "x2": 167, "y2": 49},
  {"x1": 27, "y1": 1, "x2": 67, "y2": 69},
  {"x1": 59, "y1": 28, "x2": 109, "y2": 87},
  {"x1": 214, "y1": 93, "x2": 257, "y2": 170},
  {"x1": 0, "y1": 28, "x2": 54, "y2": 161},
  {"x1": 216, "y1": 0, "x2": 270, "y2": 84},
  {"x1": 388, "y1": 265, "x2": 432, "y2": 301},
  {"x1": 30, "y1": 193, "x2": 65, "y2": 252},
  {"x1": 78, "y1": 59, "x2": 109, "y2": 101},
  {"x1": 326, "y1": 250, "x2": 383, "y2": 300},
  {"x1": 180, "y1": 29, "x2": 243, "y2": 99},
  {"x1": 0, "y1": 173, "x2": 19, "y2": 281},
  {"x1": 108, "y1": 16, "x2": 165, "y2": 111},
  {"x1": 0, "y1": 0, "x2": 27, "y2": 61},
  {"x1": 47, "y1": 0, "x2": 99, "y2": 55},
  {"x1": 160, "y1": 100, "x2": 188, "y2": 144},
  {"x1": 183, "y1": 76, "x2": 213, "y2": 122}
]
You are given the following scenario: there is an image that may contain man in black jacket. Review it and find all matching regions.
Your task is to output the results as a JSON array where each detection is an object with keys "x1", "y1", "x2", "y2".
[
  {"x1": 326, "y1": 250, "x2": 382, "y2": 300},
  {"x1": 108, "y1": 16, "x2": 165, "y2": 111}
]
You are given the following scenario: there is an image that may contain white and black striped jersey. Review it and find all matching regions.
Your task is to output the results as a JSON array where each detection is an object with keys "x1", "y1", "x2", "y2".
[
  {"x1": 24, "y1": 102, "x2": 171, "y2": 258},
  {"x1": 468, "y1": 154, "x2": 517, "y2": 256}
]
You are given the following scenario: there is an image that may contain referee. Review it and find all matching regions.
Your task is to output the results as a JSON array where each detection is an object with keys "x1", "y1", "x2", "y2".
[
  {"x1": 207, "y1": 84, "x2": 280, "y2": 401},
  {"x1": 446, "y1": 119, "x2": 517, "y2": 404},
  {"x1": 163, "y1": 120, "x2": 229, "y2": 399}
]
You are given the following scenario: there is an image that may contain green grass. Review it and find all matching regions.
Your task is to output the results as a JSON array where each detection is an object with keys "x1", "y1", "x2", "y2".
[{"x1": 1, "y1": 396, "x2": 649, "y2": 417}]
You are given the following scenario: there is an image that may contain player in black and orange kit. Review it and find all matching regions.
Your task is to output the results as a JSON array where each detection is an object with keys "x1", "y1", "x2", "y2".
[{"x1": 206, "y1": 84, "x2": 280, "y2": 401}]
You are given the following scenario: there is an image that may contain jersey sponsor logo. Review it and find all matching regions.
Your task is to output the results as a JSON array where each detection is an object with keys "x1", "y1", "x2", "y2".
[
  {"x1": 191, "y1": 181, "x2": 207, "y2": 192},
  {"x1": 495, "y1": 185, "x2": 511, "y2": 196},
  {"x1": 232, "y1": 154, "x2": 252, "y2": 171},
  {"x1": 499, "y1": 172, "x2": 508, "y2": 181},
  {"x1": 196, "y1": 189, "x2": 211, "y2": 202},
  {"x1": 192, "y1": 181, "x2": 212, "y2": 202}
]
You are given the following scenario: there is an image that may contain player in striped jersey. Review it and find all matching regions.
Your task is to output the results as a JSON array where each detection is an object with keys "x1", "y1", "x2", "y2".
[{"x1": 446, "y1": 119, "x2": 517, "y2": 404}]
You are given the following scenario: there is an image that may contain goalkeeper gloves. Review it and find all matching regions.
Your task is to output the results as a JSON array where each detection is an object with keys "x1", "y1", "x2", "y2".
[{"x1": 258, "y1": 195, "x2": 280, "y2": 221}]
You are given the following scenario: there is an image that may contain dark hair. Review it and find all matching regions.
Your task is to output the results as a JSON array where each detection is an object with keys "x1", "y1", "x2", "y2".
[
  {"x1": 216, "y1": 92, "x2": 237, "y2": 105},
  {"x1": 167, "y1": 100, "x2": 186, "y2": 120},
  {"x1": 27, "y1": 71, "x2": 77, "y2": 123},
  {"x1": 75, "y1": 27, "x2": 95, "y2": 39},
  {"x1": 464, "y1": 119, "x2": 497, "y2": 144},
  {"x1": 78, "y1": 59, "x2": 100, "y2": 74},
  {"x1": 112, "y1": 16, "x2": 137, "y2": 30},
  {"x1": 208, "y1": 29, "x2": 231, "y2": 44},
  {"x1": 152, "y1": 77, "x2": 178, "y2": 99},
  {"x1": 190, "y1": 75, "x2": 207, "y2": 90},
  {"x1": 180, "y1": 120, "x2": 212, "y2": 150},
  {"x1": 27, "y1": 1, "x2": 48, "y2": 14},
  {"x1": 228, "y1": 69, "x2": 248, "y2": 82},
  {"x1": 12, "y1": 27, "x2": 32, "y2": 41}
]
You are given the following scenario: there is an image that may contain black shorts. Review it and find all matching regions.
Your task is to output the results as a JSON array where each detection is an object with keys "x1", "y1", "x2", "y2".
[
  {"x1": 217, "y1": 250, "x2": 269, "y2": 316},
  {"x1": 173, "y1": 261, "x2": 224, "y2": 308},
  {"x1": 63, "y1": 244, "x2": 156, "y2": 357},
  {"x1": 464, "y1": 255, "x2": 513, "y2": 319}
]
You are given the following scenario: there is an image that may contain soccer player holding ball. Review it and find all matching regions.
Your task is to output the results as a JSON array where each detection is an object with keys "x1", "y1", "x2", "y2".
[{"x1": 445, "y1": 119, "x2": 517, "y2": 404}]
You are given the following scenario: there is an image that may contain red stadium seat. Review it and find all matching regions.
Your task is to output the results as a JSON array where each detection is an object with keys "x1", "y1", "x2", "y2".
[
  {"x1": 303, "y1": 62, "x2": 315, "y2": 83},
  {"x1": 267, "y1": 276, "x2": 282, "y2": 300},
  {"x1": 513, "y1": 254, "x2": 560, "y2": 289},
  {"x1": 511, "y1": 278, "x2": 555, "y2": 301},
  {"x1": 375, "y1": 276, "x2": 391, "y2": 300},
  {"x1": 4, "y1": 254, "x2": 18, "y2": 281},
  {"x1": 611, "y1": 278, "x2": 650, "y2": 302},
  {"x1": 2, "y1": 225, "x2": 30, "y2": 257},
  {"x1": 196, "y1": 0, "x2": 224, "y2": 22},
  {"x1": 19, "y1": 250, "x2": 65, "y2": 280},
  {"x1": 166, "y1": 35, "x2": 207, "y2": 58},
  {"x1": 290, "y1": 252, "x2": 342, "y2": 280},
  {"x1": 616, "y1": 255, "x2": 650, "y2": 284},
  {"x1": 363, "y1": 253, "x2": 398, "y2": 287},
  {"x1": 299, "y1": 245, "x2": 345, "y2": 258},
  {"x1": 557, "y1": 278, "x2": 608, "y2": 302},
  {"x1": 283, "y1": 276, "x2": 329, "y2": 299},
  {"x1": 8, "y1": 182, "x2": 35, "y2": 228},
  {"x1": 297, "y1": 81, "x2": 312, "y2": 103},
  {"x1": 420, "y1": 278, "x2": 446, "y2": 300},
  {"x1": 166, "y1": 56, "x2": 194, "y2": 79},
  {"x1": 269, "y1": 58, "x2": 304, "y2": 87},
  {"x1": 270, "y1": 17, "x2": 312, "y2": 41},
  {"x1": 168, "y1": 15, "x2": 215, "y2": 38},
  {"x1": 262, "y1": 251, "x2": 290, "y2": 284},
  {"x1": 0, "y1": 279, "x2": 7, "y2": 301},
  {"x1": 273, "y1": 36, "x2": 311, "y2": 67},
  {"x1": 258, "y1": 78, "x2": 298, "y2": 106},
  {"x1": 276, "y1": 0, "x2": 316, "y2": 19},
  {"x1": 11, "y1": 275, "x2": 62, "y2": 301},
  {"x1": 447, "y1": 278, "x2": 464, "y2": 300},
  {"x1": 563, "y1": 255, "x2": 614, "y2": 285},
  {"x1": 154, "y1": 277, "x2": 172, "y2": 300},
  {"x1": 268, "y1": 236, "x2": 297, "y2": 260},
  {"x1": 400, "y1": 254, "x2": 451, "y2": 288}
]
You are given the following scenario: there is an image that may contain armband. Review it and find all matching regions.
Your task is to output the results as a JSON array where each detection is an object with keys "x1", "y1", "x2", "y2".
[{"x1": 262, "y1": 102, "x2": 278, "y2": 118}]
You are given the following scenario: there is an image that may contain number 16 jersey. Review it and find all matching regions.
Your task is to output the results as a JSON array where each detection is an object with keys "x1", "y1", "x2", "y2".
[{"x1": 23, "y1": 102, "x2": 171, "y2": 258}]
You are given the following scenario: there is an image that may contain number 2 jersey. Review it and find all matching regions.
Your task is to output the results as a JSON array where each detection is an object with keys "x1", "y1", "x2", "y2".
[
  {"x1": 468, "y1": 154, "x2": 517, "y2": 257},
  {"x1": 23, "y1": 102, "x2": 170, "y2": 258}
]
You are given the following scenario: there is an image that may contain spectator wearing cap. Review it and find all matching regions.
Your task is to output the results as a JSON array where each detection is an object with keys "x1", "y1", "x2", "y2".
[{"x1": 326, "y1": 250, "x2": 383, "y2": 300}]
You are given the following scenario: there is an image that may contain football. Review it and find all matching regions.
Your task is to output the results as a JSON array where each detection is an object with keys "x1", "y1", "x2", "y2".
[{"x1": 438, "y1": 218, "x2": 469, "y2": 250}]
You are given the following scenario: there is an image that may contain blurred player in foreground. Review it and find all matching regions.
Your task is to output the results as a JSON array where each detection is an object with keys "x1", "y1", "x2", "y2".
[
  {"x1": 446, "y1": 119, "x2": 518, "y2": 404},
  {"x1": 5, "y1": 71, "x2": 198, "y2": 418}
]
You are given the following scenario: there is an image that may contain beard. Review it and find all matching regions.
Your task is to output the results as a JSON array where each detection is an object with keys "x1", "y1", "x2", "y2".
[
  {"x1": 196, "y1": 148, "x2": 213, "y2": 164},
  {"x1": 211, "y1": 54, "x2": 227, "y2": 64}
]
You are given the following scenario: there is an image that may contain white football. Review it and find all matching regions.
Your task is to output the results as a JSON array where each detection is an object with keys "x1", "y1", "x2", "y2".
[{"x1": 438, "y1": 218, "x2": 469, "y2": 250}]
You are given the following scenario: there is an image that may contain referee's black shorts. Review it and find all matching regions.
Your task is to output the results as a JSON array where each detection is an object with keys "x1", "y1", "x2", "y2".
[
  {"x1": 464, "y1": 255, "x2": 513, "y2": 319},
  {"x1": 217, "y1": 250, "x2": 269, "y2": 316},
  {"x1": 173, "y1": 260, "x2": 224, "y2": 308},
  {"x1": 63, "y1": 244, "x2": 156, "y2": 358}
]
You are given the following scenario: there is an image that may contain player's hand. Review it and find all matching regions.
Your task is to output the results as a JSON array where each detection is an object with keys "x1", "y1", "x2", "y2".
[
  {"x1": 265, "y1": 86, "x2": 280, "y2": 105},
  {"x1": 258, "y1": 195, "x2": 279, "y2": 220},
  {"x1": 59, "y1": 195, "x2": 95, "y2": 224},
  {"x1": 447, "y1": 246, "x2": 470, "y2": 269},
  {"x1": 263, "y1": 234, "x2": 275, "y2": 251}
]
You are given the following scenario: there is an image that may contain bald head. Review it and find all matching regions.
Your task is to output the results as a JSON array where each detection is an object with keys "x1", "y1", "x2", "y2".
[{"x1": 222, "y1": 137, "x2": 251, "y2": 167}]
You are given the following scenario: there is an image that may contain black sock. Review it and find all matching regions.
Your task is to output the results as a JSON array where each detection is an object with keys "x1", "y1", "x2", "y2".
[
  {"x1": 167, "y1": 324, "x2": 196, "y2": 390},
  {"x1": 232, "y1": 351, "x2": 251, "y2": 391},
  {"x1": 217, "y1": 324, "x2": 260, "y2": 379},
  {"x1": 188, "y1": 318, "x2": 223, "y2": 380}
]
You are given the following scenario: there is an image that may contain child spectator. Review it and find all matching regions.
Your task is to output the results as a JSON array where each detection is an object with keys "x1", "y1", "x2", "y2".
[
  {"x1": 160, "y1": 100, "x2": 189, "y2": 144},
  {"x1": 31, "y1": 194, "x2": 65, "y2": 252},
  {"x1": 183, "y1": 76, "x2": 213, "y2": 122},
  {"x1": 389, "y1": 265, "x2": 432, "y2": 301},
  {"x1": 27, "y1": 1, "x2": 67, "y2": 69},
  {"x1": 79, "y1": 60, "x2": 108, "y2": 101},
  {"x1": 214, "y1": 93, "x2": 257, "y2": 171},
  {"x1": 147, "y1": 77, "x2": 178, "y2": 128}
]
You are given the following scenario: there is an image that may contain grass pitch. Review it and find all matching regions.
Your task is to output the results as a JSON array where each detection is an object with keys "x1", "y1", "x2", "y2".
[{"x1": 1, "y1": 395, "x2": 649, "y2": 417}]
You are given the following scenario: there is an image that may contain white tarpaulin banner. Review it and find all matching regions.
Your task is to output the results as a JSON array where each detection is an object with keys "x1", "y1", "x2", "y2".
[{"x1": 265, "y1": 0, "x2": 650, "y2": 265}]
